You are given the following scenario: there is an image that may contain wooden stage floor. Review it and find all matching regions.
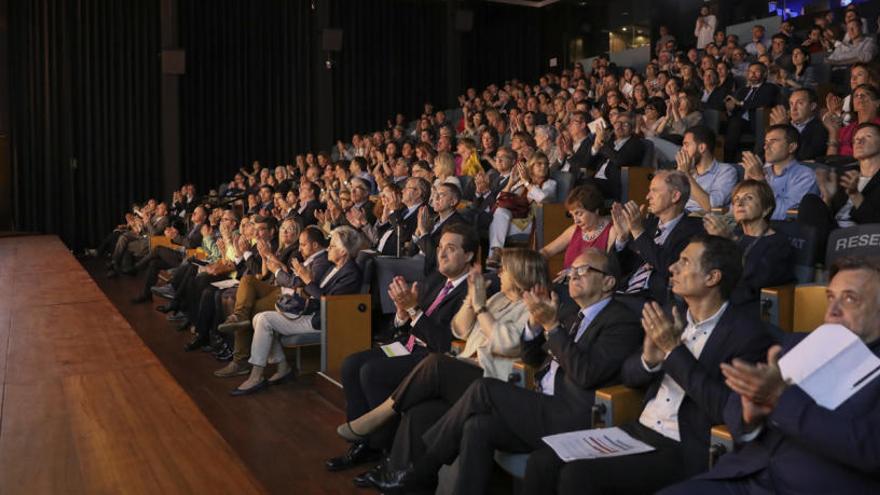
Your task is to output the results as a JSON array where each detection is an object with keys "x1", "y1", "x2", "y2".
[{"x1": 0, "y1": 236, "x2": 360, "y2": 494}]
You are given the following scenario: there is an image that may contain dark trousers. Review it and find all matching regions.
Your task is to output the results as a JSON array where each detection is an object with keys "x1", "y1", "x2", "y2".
[
  {"x1": 97, "y1": 230, "x2": 122, "y2": 257},
  {"x1": 524, "y1": 422, "x2": 685, "y2": 495},
  {"x1": 796, "y1": 193, "x2": 835, "y2": 262},
  {"x1": 386, "y1": 354, "x2": 483, "y2": 470},
  {"x1": 340, "y1": 348, "x2": 427, "y2": 421},
  {"x1": 184, "y1": 273, "x2": 228, "y2": 324},
  {"x1": 139, "y1": 246, "x2": 185, "y2": 296},
  {"x1": 658, "y1": 472, "x2": 775, "y2": 495},
  {"x1": 415, "y1": 377, "x2": 590, "y2": 495}
]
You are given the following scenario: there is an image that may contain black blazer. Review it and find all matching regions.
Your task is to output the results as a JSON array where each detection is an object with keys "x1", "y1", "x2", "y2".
[
  {"x1": 732, "y1": 232, "x2": 794, "y2": 317},
  {"x1": 172, "y1": 221, "x2": 205, "y2": 249},
  {"x1": 702, "y1": 87, "x2": 729, "y2": 112},
  {"x1": 621, "y1": 304, "x2": 774, "y2": 476},
  {"x1": 728, "y1": 82, "x2": 780, "y2": 121},
  {"x1": 274, "y1": 250, "x2": 332, "y2": 290},
  {"x1": 560, "y1": 136, "x2": 594, "y2": 179},
  {"x1": 585, "y1": 136, "x2": 647, "y2": 201},
  {"x1": 305, "y1": 259, "x2": 363, "y2": 328},
  {"x1": 796, "y1": 118, "x2": 829, "y2": 161},
  {"x1": 291, "y1": 199, "x2": 322, "y2": 227},
  {"x1": 521, "y1": 298, "x2": 644, "y2": 430},
  {"x1": 703, "y1": 336, "x2": 880, "y2": 494},
  {"x1": 617, "y1": 215, "x2": 705, "y2": 305},
  {"x1": 375, "y1": 206, "x2": 419, "y2": 256},
  {"x1": 395, "y1": 271, "x2": 467, "y2": 354},
  {"x1": 831, "y1": 171, "x2": 880, "y2": 225},
  {"x1": 414, "y1": 211, "x2": 466, "y2": 274}
]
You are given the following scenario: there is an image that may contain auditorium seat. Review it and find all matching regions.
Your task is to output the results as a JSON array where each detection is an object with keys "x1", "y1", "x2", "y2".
[
  {"x1": 550, "y1": 170, "x2": 574, "y2": 203},
  {"x1": 148, "y1": 235, "x2": 203, "y2": 259},
  {"x1": 535, "y1": 203, "x2": 570, "y2": 278},
  {"x1": 592, "y1": 384, "x2": 645, "y2": 427},
  {"x1": 620, "y1": 166, "x2": 654, "y2": 204}
]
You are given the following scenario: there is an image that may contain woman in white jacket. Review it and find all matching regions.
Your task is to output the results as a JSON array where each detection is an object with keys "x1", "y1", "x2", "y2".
[{"x1": 694, "y1": 5, "x2": 717, "y2": 51}]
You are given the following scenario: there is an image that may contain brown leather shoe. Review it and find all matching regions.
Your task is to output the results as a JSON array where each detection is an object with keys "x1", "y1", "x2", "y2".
[{"x1": 213, "y1": 361, "x2": 252, "y2": 378}]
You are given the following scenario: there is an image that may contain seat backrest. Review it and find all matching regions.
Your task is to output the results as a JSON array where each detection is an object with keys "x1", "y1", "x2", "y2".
[
  {"x1": 703, "y1": 109, "x2": 722, "y2": 135},
  {"x1": 620, "y1": 166, "x2": 653, "y2": 204},
  {"x1": 640, "y1": 139, "x2": 655, "y2": 169},
  {"x1": 457, "y1": 174, "x2": 474, "y2": 200},
  {"x1": 793, "y1": 284, "x2": 827, "y2": 332},
  {"x1": 752, "y1": 106, "x2": 770, "y2": 156},
  {"x1": 825, "y1": 224, "x2": 880, "y2": 268},
  {"x1": 770, "y1": 220, "x2": 821, "y2": 283},
  {"x1": 373, "y1": 256, "x2": 426, "y2": 313},
  {"x1": 549, "y1": 170, "x2": 574, "y2": 203},
  {"x1": 355, "y1": 251, "x2": 376, "y2": 294}
]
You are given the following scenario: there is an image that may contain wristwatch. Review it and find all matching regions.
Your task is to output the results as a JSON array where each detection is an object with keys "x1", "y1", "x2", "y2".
[
  {"x1": 474, "y1": 306, "x2": 488, "y2": 315},
  {"x1": 406, "y1": 306, "x2": 421, "y2": 319}
]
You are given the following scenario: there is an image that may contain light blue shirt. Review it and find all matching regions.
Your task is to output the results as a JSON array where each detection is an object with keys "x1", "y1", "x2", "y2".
[
  {"x1": 524, "y1": 297, "x2": 612, "y2": 396},
  {"x1": 764, "y1": 161, "x2": 820, "y2": 220},
  {"x1": 685, "y1": 160, "x2": 739, "y2": 213}
]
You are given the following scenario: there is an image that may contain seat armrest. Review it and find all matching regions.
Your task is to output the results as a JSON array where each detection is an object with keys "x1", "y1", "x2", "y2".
[
  {"x1": 149, "y1": 235, "x2": 174, "y2": 251},
  {"x1": 507, "y1": 360, "x2": 537, "y2": 390},
  {"x1": 320, "y1": 294, "x2": 372, "y2": 383},
  {"x1": 450, "y1": 339, "x2": 466, "y2": 357},
  {"x1": 592, "y1": 385, "x2": 645, "y2": 427},
  {"x1": 760, "y1": 284, "x2": 795, "y2": 331},
  {"x1": 709, "y1": 425, "x2": 734, "y2": 468}
]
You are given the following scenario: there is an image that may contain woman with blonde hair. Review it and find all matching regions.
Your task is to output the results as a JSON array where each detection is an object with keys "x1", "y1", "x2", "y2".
[{"x1": 336, "y1": 249, "x2": 547, "y2": 445}]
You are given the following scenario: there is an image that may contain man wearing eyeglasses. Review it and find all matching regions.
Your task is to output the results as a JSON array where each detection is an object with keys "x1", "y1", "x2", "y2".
[
  {"x1": 373, "y1": 248, "x2": 643, "y2": 493},
  {"x1": 522, "y1": 235, "x2": 774, "y2": 495},
  {"x1": 584, "y1": 112, "x2": 647, "y2": 201}
]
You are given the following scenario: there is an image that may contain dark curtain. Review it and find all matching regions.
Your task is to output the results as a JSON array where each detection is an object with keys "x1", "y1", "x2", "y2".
[
  {"x1": 461, "y1": 3, "x2": 545, "y2": 94},
  {"x1": 329, "y1": 0, "x2": 447, "y2": 139},
  {"x1": 9, "y1": 0, "x2": 161, "y2": 251},
  {"x1": 180, "y1": 0, "x2": 314, "y2": 190}
]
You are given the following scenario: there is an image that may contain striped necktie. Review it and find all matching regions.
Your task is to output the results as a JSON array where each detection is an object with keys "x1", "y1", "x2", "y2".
[{"x1": 624, "y1": 227, "x2": 663, "y2": 293}]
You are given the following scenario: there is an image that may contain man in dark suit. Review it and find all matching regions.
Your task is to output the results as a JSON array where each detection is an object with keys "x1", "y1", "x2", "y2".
[
  {"x1": 522, "y1": 235, "x2": 775, "y2": 495},
  {"x1": 661, "y1": 256, "x2": 880, "y2": 495},
  {"x1": 372, "y1": 248, "x2": 643, "y2": 494},
  {"x1": 131, "y1": 206, "x2": 209, "y2": 302},
  {"x1": 613, "y1": 170, "x2": 705, "y2": 311},
  {"x1": 768, "y1": 88, "x2": 828, "y2": 161},
  {"x1": 463, "y1": 147, "x2": 516, "y2": 228},
  {"x1": 723, "y1": 62, "x2": 780, "y2": 162},
  {"x1": 584, "y1": 112, "x2": 646, "y2": 201},
  {"x1": 411, "y1": 182, "x2": 465, "y2": 275},
  {"x1": 556, "y1": 111, "x2": 593, "y2": 177},
  {"x1": 290, "y1": 180, "x2": 322, "y2": 227},
  {"x1": 349, "y1": 177, "x2": 377, "y2": 225},
  {"x1": 701, "y1": 68, "x2": 729, "y2": 112},
  {"x1": 326, "y1": 223, "x2": 476, "y2": 472}
]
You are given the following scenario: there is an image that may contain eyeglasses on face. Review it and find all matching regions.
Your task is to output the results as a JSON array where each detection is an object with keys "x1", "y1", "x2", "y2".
[{"x1": 566, "y1": 263, "x2": 609, "y2": 280}]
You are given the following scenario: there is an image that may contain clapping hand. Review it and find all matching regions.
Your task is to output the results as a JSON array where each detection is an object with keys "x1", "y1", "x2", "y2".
[
  {"x1": 675, "y1": 147, "x2": 696, "y2": 175},
  {"x1": 388, "y1": 275, "x2": 419, "y2": 320},
  {"x1": 521, "y1": 285, "x2": 560, "y2": 332},
  {"x1": 814, "y1": 168, "x2": 838, "y2": 203},
  {"x1": 346, "y1": 207, "x2": 367, "y2": 229},
  {"x1": 467, "y1": 263, "x2": 489, "y2": 310},
  {"x1": 291, "y1": 258, "x2": 312, "y2": 284},
  {"x1": 642, "y1": 301, "x2": 685, "y2": 357},
  {"x1": 741, "y1": 151, "x2": 765, "y2": 181},
  {"x1": 416, "y1": 205, "x2": 433, "y2": 237},
  {"x1": 769, "y1": 105, "x2": 789, "y2": 125},
  {"x1": 702, "y1": 213, "x2": 734, "y2": 239},
  {"x1": 839, "y1": 169, "x2": 861, "y2": 196},
  {"x1": 720, "y1": 345, "x2": 786, "y2": 426}
]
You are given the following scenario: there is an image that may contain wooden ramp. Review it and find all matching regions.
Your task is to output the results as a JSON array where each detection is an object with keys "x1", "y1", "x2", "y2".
[{"x1": 0, "y1": 236, "x2": 264, "y2": 494}]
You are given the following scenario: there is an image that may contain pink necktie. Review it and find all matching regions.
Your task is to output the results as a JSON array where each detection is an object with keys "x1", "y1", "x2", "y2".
[{"x1": 406, "y1": 281, "x2": 453, "y2": 352}]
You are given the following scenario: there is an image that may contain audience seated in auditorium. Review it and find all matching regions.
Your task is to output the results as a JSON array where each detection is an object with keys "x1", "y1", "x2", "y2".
[
  {"x1": 585, "y1": 112, "x2": 646, "y2": 200},
  {"x1": 371, "y1": 248, "x2": 642, "y2": 493},
  {"x1": 613, "y1": 170, "x2": 704, "y2": 310},
  {"x1": 661, "y1": 256, "x2": 880, "y2": 495},
  {"x1": 742, "y1": 124, "x2": 819, "y2": 220},
  {"x1": 677, "y1": 126, "x2": 738, "y2": 214},
  {"x1": 524, "y1": 235, "x2": 774, "y2": 495},
  {"x1": 769, "y1": 88, "x2": 828, "y2": 161},
  {"x1": 338, "y1": 249, "x2": 546, "y2": 489},
  {"x1": 231, "y1": 226, "x2": 363, "y2": 395}
]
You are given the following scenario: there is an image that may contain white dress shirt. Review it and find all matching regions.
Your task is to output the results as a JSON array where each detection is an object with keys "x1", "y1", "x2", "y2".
[{"x1": 638, "y1": 302, "x2": 729, "y2": 441}]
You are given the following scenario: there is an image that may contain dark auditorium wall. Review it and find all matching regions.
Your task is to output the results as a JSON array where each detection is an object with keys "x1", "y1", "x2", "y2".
[
  {"x1": 179, "y1": 0, "x2": 315, "y2": 191},
  {"x1": 8, "y1": 0, "x2": 162, "y2": 251}
]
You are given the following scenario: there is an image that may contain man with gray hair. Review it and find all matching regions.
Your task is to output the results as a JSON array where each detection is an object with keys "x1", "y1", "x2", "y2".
[{"x1": 611, "y1": 170, "x2": 704, "y2": 309}]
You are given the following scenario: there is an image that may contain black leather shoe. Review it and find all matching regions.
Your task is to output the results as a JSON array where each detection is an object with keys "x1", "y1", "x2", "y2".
[
  {"x1": 325, "y1": 442, "x2": 381, "y2": 472},
  {"x1": 131, "y1": 293, "x2": 152, "y2": 304},
  {"x1": 184, "y1": 337, "x2": 209, "y2": 352},
  {"x1": 353, "y1": 461, "x2": 385, "y2": 488},
  {"x1": 372, "y1": 464, "x2": 436, "y2": 494},
  {"x1": 229, "y1": 379, "x2": 268, "y2": 396},
  {"x1": 155, "y1": 304, "x2": 176, "y2": 314}
]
